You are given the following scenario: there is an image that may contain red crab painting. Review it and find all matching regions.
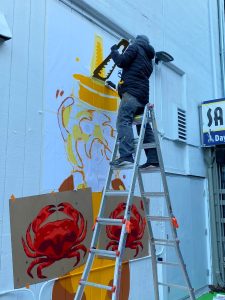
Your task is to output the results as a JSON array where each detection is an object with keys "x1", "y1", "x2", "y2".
[
  {"x1": 21, "y1": 202, "x2": 87, "y2": 279},
  {"x1": 106, "y1": 202, "x2": 146, "y2": 257}
]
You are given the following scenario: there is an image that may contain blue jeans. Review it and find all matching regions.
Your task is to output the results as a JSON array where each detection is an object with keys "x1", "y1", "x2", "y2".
[{"x1": 116, "y1": 92, "x2": 158, "y2": 163}]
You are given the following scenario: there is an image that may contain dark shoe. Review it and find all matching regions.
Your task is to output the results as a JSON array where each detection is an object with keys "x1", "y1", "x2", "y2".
[
  {"x1": 110, "y1": 156, "x2": 134, "y2": 167},
  {"x1": 139, "y1": 162, "x2": 159, "y2": 169}
]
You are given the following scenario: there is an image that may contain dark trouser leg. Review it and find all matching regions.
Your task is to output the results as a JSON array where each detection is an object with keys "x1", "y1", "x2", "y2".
[
  {"x1": 116, "y1": 93, "x2": 140, "y2": 158},
  {"x1": 136, "y1": 122, "x2": 159, "y2": 164}
]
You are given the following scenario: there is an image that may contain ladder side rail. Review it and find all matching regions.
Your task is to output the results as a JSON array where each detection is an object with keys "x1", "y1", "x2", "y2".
[
  {"x1": 112, "y1": 223, "x2": 129, "y2": 300},
  {"x1": 112, "y1": 105, "x2": 149, "y2": 299},
  {"x1": 149, "y1": 106, "x2": 196, "y2": 300},
  {"x1": 137, "y1": 170, "x2": 160, "y2": 300},
  {"x1": 149, "y1": 106, "x2": 173, "y2": 218}
]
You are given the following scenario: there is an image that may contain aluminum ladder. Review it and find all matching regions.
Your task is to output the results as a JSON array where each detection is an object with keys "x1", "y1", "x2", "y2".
[{"x1": 74, "y1": 104, "x2": 196, "y2": 300}]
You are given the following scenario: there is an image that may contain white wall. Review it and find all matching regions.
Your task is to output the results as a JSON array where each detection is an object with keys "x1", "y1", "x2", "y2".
[
  {"x1": 0, "y1": 0, "x2": 222, "y2": 299},
  {"x1": 0, "y1": 0, "x2": 46, "y2": 296}
]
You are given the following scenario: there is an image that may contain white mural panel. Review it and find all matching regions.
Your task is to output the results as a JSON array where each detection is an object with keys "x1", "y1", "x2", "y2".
[{"x1": 42, "y1": 0, "x2": 130, "y2": 193}]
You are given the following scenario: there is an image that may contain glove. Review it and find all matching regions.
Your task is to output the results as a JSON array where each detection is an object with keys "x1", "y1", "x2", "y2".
[{"x1": 111, "y1": 44, "x2": 118, "y2": 51}]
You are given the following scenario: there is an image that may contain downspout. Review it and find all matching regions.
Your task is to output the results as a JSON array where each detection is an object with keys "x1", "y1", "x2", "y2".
[{"x1": 217, "y1": 0, "x2": 225, "y2": 96}]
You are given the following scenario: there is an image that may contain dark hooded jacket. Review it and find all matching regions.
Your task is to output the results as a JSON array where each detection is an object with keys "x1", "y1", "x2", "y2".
[{"x1": 111, "y1": 37, "x2": 155, "y2": 104}]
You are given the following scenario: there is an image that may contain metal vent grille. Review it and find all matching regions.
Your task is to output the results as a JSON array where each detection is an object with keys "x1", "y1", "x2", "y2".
[{"x1": 177, "y1": 108, "x2": 187, "y2": 141}]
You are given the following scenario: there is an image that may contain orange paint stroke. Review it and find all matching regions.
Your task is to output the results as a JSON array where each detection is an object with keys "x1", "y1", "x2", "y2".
[
  {"x1": 78, "y1": 117, "x2": 92, "y2": 132},
  {"x1": 72, "y1": 170, "x2": 86, "y2": 183},
  {"x1": 84, "y1": 144, "x2": 91, "y2": 159},
  {"x1": 104, "y1": 148, "x2": 110, "y2": 160},
  {"x1": 57, "y1": 96, "x2": 75, "y2": 141},
  {"x1": 75, "y1": 140, "x2": 84, "y2": 169},
  {"x1": 102, "y1": 113, "x2": 115, "y2": 138},
  {"x1": 87, "y1": 138, "x2": 111, "y2": 159}
]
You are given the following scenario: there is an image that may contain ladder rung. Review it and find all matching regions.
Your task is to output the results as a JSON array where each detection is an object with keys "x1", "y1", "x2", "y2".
[
  {"x1": 105, "y1": 190, "x2": 129, "y2": 197},
  {"x1": 158, "y1": 282, "x2": 189, "y2": 290},
  {"x1": 148, "y1": 216, "x2": 171, "y2": 222},
  {"x1": 139, "y1": 167, "x2": 160, "y2": 173},
  {"x1": 90, "y1": 248, "x2": 118, "y2": 258},
  {"x1": 143, "y1": 192, "x2": 165, "y2": 197},
  {"x1": 157, "y1": 260, "x2": 180, "y2": 267},
  {"x1": 97, "y1": 217, "x2": 123, "y2": 226},
  {"x1": 153, "y1": 238, "x2": 179, "y2": 246},
  {"x1": 133, "y1": 140, "x2": 156, "y2": 149},
  {"x1": 111, "y1": 165, "x2": 134, "y2": 170},
  {"x1": 116, "y1": 140, "x2": 155, "y2": 149},
  {"x1": 142, "y1": 143, "x2": 156, "y2": 149},
  {"x1": 79, "y1": 280, "x2": 114, "y2": 291}
]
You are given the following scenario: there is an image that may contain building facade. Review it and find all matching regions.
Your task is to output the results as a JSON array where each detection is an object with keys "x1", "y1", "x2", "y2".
[{"x1": 0, "y1": 0, "x2": 224, "y2": 299}]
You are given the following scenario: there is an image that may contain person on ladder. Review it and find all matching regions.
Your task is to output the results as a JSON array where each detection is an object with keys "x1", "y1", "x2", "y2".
[{"x1": 110, "y1": 35, "x2": 159, "y2": 169}]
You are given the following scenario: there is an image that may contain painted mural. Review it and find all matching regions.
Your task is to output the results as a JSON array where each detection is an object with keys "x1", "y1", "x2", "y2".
[
  {"x1": 55, "y1": 35, "x2": 119, "y2": 191},
  {"x1": 49, "y1": 35, "x2": 137, "y2": 299},
  {"x1": 28, "y1": 1, "x2": 149, "y2": 299}
]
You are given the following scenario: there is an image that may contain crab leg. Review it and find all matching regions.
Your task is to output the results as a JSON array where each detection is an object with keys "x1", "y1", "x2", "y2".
[
  {"x1": 66, "y1": 250, "x2": 81, "y2": 267},
  {"x1": 106, "y1": 241, "x2": 119, "y2": 251},
  {"x1": 76, "y1": 219, "x2": 87, "y2": 244},
  {"x1": 27, "y1": 257, "x2": 50, "y2": 278},
  {"x1": 128, "y1": 241, "x2": 143, "y2": 257},
  {"x1": 37, "y1": 259, "x2": 55, "y2": 279},
  {"x1": 71, "y1": 244, "x2": 87, "y2": 257},
  {"x1": 21, "y1": 236, "x2": 36, "y2": 258}
]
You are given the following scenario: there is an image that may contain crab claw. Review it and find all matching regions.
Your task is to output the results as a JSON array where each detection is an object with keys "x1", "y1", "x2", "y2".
[
  {"x1": 109, "y1": 202, "x2": 126, "y2": 219},
  {"x1": 32, "y1": 205, "x2": 56, "y2": 233},
  {"x1": 58, "y1": 202, "x2": 79, "y2": 222}
]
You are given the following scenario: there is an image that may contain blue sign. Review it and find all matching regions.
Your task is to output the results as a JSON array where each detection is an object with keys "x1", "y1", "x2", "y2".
[{"x1": 201, "y1": 98, "x2": 225, "y2": 146}]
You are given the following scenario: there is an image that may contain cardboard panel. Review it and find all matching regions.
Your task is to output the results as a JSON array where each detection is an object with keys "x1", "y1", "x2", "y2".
[
  {"x1": 99, "y1": 196, "x2": 149, "y2": 261},
  {"x1": 9, "y1": 188, "x2": 93, "y2": 288}
]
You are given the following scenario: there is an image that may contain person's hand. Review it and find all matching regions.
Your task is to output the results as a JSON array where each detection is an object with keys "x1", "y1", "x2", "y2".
[{"x1": 111, "y1": 44, "x2": 118, "y2": 51}]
